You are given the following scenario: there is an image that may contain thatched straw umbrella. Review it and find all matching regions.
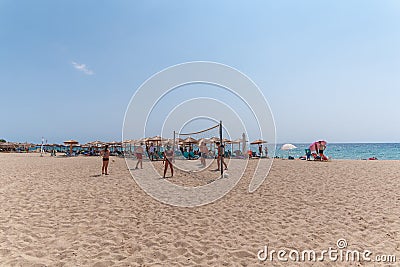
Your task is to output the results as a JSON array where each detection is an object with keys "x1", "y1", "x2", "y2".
[
  {"x1": 182, "y1": 137, "x2": 198, "y2": 151},
  {"x1": 0, "y1": 142, "x2": 16, "y2": 151},
  {"x1": 250, "y1": 139, "x2": 267, "y2": 145},
  {"x1": 64, "y1": 140, "x2": 79, "y2": 155},
  {"x1": 88, "y1": 140, "x2": 105, "y2": 147},
  {"x1": 227, "y1": 138, "x2": 242, "y2": 155},
  {"x1": 183, "y1": 137, "x2": 198, "y2": 144}
]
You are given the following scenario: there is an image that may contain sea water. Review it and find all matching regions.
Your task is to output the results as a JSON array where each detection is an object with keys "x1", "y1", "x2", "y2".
[
  {"x1": 30, "y1": 143, "x2": 400, "y2": 160},
  {"x1": 258, "y1": 143, "x2": 400, "y2": 160}
]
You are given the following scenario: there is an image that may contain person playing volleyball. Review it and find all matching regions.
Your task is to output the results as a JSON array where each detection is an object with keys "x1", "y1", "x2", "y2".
[
  {"x1": 135, "y1": 143, "x2": 144, "y2": 169},
  {"x1": 163, "y1": 145, "x2": 174, "y2": 178},
  {"x1": 216, "y1": 141, "x2": 228, "y2": 171}
]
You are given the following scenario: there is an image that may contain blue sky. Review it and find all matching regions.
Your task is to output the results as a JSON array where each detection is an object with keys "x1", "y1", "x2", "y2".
[{"x1": 1, "y1": 0, "x2": 399, "y2": 144}]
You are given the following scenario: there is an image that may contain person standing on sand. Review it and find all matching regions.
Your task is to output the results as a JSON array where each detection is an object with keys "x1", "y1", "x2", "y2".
[
  {"x1": 264, "y1": 146, "x2": 268, "y2": 158},
  {"x1": 216, "y1": 142, "x2": 228, "y2": 171},
  {"x1": 135, "y1": 143, "x2": 144, "y2": 169},
  {"x1": 199, "y1": 141, "x2": 208, "y2": 167},
  {"x1": 100, "y1": 145, "x2": 110, "y2": 175},
  {"x1": 149, "y1": 143, "x2": 155, "y2": 161},
  {"x1": 318, "y1": 141, "x2": 326, "y2": 160},
  {"x1": 163, "y1": 145, "x2": 174, "y2": 178}
]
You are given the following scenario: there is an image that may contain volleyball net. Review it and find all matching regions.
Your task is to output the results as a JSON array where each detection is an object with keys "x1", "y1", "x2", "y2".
[{"x1": 173, "y1": 121, "x2": 224, "y2": 175}]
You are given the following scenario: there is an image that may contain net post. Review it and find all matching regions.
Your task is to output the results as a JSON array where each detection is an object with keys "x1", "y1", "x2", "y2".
[
  {"x1": 173, "y1": 131, "x2": 176, "y2": 152},
  {"x1": 173, "y1": 131, "x2": 176, "y2": 163},
  {"x1": 219, "y1": 120, "x2": 223, "y2": 177}
]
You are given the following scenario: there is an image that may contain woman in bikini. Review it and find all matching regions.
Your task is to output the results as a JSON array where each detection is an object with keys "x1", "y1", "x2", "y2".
[
  {"x1": 199, "y1": 141, "x2": 208, "y2": 167},
  {"x1": 101, "y1": 145, "x2": 110, "y2": 175},
  {"x1": 135, "y1": 143, "x2": 144, "y2": 169},
  {"x1": 163, "y1": 145, "x2": 174, "y2": 178},
  {"x1": 216, "y1": 142, "x2": 228, "y2": 171}
]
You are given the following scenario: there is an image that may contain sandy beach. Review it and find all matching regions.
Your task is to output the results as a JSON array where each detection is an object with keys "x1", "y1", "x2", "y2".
[{"x1": 0, "y1": 153, "x2": 399, "y2": 266}]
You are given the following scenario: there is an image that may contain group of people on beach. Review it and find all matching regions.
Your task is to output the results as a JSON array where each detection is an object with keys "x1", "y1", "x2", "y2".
[
  {"x1": 100, "y1": 140, "x2": 329, "y2": 175},
  {"x1": 120, "y1": 141, "x2": 228, "y2": 178},
  {"x1": 304, "y1": 141, "x2": 327, "y2": 161}
]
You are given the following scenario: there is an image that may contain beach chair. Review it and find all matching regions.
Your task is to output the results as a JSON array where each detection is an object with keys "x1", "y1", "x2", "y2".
[
  {"x1": 305, "y1": 149, "x2": 311, "y2": 161},
  {"x1": 189, "y1": 151, "x2": 199, "y2": 159},
  {"x1": 173, "y1": 150, "x2": 186, "y2": 160}
]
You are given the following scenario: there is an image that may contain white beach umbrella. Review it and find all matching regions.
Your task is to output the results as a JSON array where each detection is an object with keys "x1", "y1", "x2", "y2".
[
  {"x1": 281, "y1": 144, "x2": 297, "y2": 150},
  {"x1": 281, "y1": 143, "x2": 297, "y2": 158}
]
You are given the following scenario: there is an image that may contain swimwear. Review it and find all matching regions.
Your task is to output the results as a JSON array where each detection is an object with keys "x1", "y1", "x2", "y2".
[
  {"x1": 165, "y1": 150, "x2": 173, "y2": 161},
  {"x1": 103, "y1": 158, "x2": 109, "y2": 161}
]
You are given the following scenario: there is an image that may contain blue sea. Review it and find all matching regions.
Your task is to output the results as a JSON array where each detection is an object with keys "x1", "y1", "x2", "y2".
[{"x1": 253, "y1": 143, "x2": 400, "y2": 160}]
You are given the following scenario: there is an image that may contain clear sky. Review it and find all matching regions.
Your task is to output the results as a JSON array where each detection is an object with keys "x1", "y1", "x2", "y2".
[{"x1": 1, "y1": 0, "x2": 399, "y2": 144}]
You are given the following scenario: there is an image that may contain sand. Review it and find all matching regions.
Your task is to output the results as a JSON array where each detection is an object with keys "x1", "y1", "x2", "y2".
[{"x1": 0, "y1": 153, "x2": 399, "y2": 266}]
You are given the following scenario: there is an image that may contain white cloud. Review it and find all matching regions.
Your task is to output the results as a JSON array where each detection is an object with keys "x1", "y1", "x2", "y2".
[{"x1": 71, "y1": 61, "x2": 94, "y2": 75}]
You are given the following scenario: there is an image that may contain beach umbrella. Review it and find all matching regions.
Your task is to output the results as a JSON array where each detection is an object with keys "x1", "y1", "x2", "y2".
[
  {"x1": 228, "y1": 138, "x2": 241, "y2": 144},
  {"x1": 162, "y1": 138, "x2": 174, "y2": 146},
  {"x1": 173, "y1": 138, "x2": 183, "y2": 146},
  {"x1": 309, "y1": 140, "x2": 327, "y2": 152},
  {"x1": 122, "y1": 139, "x2": 138, "y2": 153},
  {"x1": 130, "y1": 139, "x2": 142, "y2": 145},
  {"x1": 208, "y1": 137, "x2": 221, "y2": 144},
  {"x1": 183, "y1": 137, "x2": 198, "y2": 144},
  {"x1": 15, "y1": 142, "x2": 34, "y2": 151},
  {"x1": 180, "y1": 137, "x2": 197, "y2": 152},
  {"x1": 221, "y1": 138, "x2": 231, "y2": 143},
  {"x1": 88, "y1": 140, "x2": 105, "y2": 147},
  {"x1": 147, "y1": 136, "x2": 166, "y2": 149},
  {"x1": 250, "y1": 139, "x2": 267, "y2": 145},
  {"x1": 139, "y1": 137, "x2": 151, "y2": 145},
  {"x1": 0, "y1": 142, "x2": 16, "y2": 150},
  {"x1": 148, "y1": 136, "x2": 166, "y2": 142},
  {"x1": 64, "y1": 140, "x2": 79, "y2": 155},
  {"x1": 108, "y1": 141, "x2": 122, "y2": 145},
  {"x1": 197, "y1": 138, "x2": 209, "y2": 145},
  {"x1": 226, "y1": 138, "x2": 241, "y2": 155},
  {"x1": 281, "y1": 143, "x2": 297, "y2": 150},
  {"x1": 108, "y1": 141, "x2": 122, "y2": 153},
  {"x1": 281, "y1": 143, "x2": 297, "y2": 158}
]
